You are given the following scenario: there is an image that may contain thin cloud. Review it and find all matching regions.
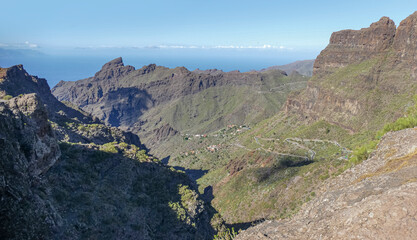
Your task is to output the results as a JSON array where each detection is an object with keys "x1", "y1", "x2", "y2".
[
  {"x1": 24, "y1": 41, "x2": 38, "y2": 48},
  {"x1": 213, "y1": 44, "x2": 291, "y2": 49},
  {"x1": 145, "y1": 44, "x2": 292, "y2": 50},
  {"x1": 0, "y1": 41, "x2": 39, "y2": 49}
]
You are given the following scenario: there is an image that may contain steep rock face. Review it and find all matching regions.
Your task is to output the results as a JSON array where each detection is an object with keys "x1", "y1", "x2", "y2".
[
  {"x1": 284, "y1": 84, "x2": 360, "y2": 132},
  {"x1": 6, "y1": 94, "x2": 61, "y2": 176},
  {"x1": 313, "y1": 17, "x2": 396, "y2": 76},
  {"x1": 236, "y1": 127, "x2": 417, "y2": 239},
  {"x1": 0, "y1": 65, "x2": 92, "y2": 123},
  {"x1": 393, "y1": 11, "x2": 417, "y2": 65},
  {"x1": 93, "y1": 57, "x2": 135, "y2": 81},
  {"x1": 285, "y1": 12, "x2": 417, "y2": 133},
  {"x1": 0, "y1": 64, "x2": 143, "y2": 147},
  {"x1": 0, "y1": 94, "x2": 61, "y2": 239}
]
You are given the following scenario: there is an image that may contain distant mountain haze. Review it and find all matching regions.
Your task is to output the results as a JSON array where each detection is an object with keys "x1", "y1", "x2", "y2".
[{"x1": 260, "y1": 59, "x2": 315, "y2": 77}]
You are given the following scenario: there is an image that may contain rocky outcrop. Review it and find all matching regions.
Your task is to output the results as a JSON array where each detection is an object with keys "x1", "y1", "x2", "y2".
[
  {"x1": 285, "y1": 12, "x2": 417, "y2": 133},
  {"x1": 0, "y1": 65, "x2": 93, "y2": 123},
  {"x1": 150, "y1": 123, "x2": 179, "y2": 143},
  {"x1": 393, "y1": 11, "x2": 417, "y2": 63},
  {"x1": 284, "y1": 84, "x2": 360, "y2": 132},
  {"x1": 313, "y1": 17, "x2": 396, "y2": 76},
  {"x1": 0, "y1": 94, "x2": 61, "y2": 239},
  {"x1": 0, "y1": 64, "x2": 143, "y2": 147},
  {"x1": 236, "y1": 127, "x2": 417, "y2": 239},
  {"x1": 6, "y1": 94, "x2": 61, "y2": 176},
  {"x1": 93, "y1": 57, "x2": 135, "y2": 81}
]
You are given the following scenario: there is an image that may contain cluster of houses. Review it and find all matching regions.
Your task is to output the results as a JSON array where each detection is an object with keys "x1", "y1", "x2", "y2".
[
  {"x1": 183, "y1": 150, "x2": 199, "y2": 156},
  {"x1": 179, "y1": 124, "x2": 251, "y2": 157},
  {"x1": 206, "y1": 144, "x2": 220, "y2": 152},
  {"x1": 182, "y1": 133, "x2": 208, "y2": 140}
]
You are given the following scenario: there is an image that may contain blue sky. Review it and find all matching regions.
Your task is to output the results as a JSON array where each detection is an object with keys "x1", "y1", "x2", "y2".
[
  {"x1": 1, "y1": 1, "x2": 417, "y2": 86},
  {"x1": 1, "y1": 0, "x2": 417, "y2": 51}
]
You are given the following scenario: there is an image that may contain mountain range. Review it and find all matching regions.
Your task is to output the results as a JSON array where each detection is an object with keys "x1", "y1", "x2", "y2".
[
  {"x1": 2, "y1": 11, "x2": 417, "y2": 240},
  {"x1": 52, "y1": 59, "x2": 308, "y2": 158}
]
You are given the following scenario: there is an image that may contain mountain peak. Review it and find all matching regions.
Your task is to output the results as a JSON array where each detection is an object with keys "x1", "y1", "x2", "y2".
[
  {"x1": 93, "y1": 57, "x2": 135, "y2": 81},
  {"x1": 392, "y1": 11, "x2": 417, "y2": 60},
  {"x1": 138, "y1": 63, "x2": 157, "y2": 75},
  {"x1": 371, "y1": 16, "x2": 395, "y2": 28},
  {"x1": 313, "y1": 15, "x2": 396, "y2": 75},
  {"x1": 101, "y1": 57, "x2": 124, "y2": 70},
  {"x1": 1, "y1": 64, "x2": 28, "y2": 79}
]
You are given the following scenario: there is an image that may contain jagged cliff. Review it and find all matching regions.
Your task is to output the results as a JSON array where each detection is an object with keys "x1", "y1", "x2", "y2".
[
  {"x1": 285, "y1": 12, "x2": 417, "y2": 134},
  {"x1": 313, "y1": 17, "x2": 396, "y2": 76},
  {"x1": 0, "y1": 64, "x2": 92, "y2": 123},
  {"x1": 0, "y1": 94, "x2": 61, "y2": 239},
  {"x1": 0, "y1": 65, "x2": 216, "y2": 239}
]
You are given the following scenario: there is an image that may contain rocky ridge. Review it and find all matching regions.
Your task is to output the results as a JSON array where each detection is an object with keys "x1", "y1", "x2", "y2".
[
  {"x1": 285, "y1": 12, "x2": 417, "y2": 133},
  {"x1": 313, "y1": 17, "x2": 396, "y2": 76},
  {"x1": 261, "y1": 59, "x2": 315, "y2": 77},
  {"x1": 52, "y1": 59, "x2": 308, "y2": 158}
]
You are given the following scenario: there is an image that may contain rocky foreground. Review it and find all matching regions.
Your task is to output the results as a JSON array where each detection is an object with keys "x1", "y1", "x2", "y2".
[
  {"x1": 236, "y1": 127, "x2": 417, "y2": 239},
  {"x1": 0, "y1": 65, "x2": 216, "y2": 239}
]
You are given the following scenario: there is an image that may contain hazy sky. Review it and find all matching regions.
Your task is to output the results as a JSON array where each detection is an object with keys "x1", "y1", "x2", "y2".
[
  {"x1": 1, "y1": 0, "x2": 417, "y2": 52},
  {"x1": 1, "y1": 0, "x2": 417, "y2": 86}
]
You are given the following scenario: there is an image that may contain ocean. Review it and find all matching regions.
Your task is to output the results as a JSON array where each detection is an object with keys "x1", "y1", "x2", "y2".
[{"x1": 0, "y1": 48, "x2": 318, "y2": 87}]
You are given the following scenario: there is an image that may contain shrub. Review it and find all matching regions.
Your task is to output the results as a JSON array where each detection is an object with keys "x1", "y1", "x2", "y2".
[
  {"x1": 2, "y1": 95, "x2": 12, "y2": 100},
  {"x1": 350, "y1": 95, "x2": 417, "y2": 165},
  {"x1": 101, "y1": 142, "x2": 118, "y2": 154},
  {"x1": 349, "y1": 140, "x2": 378, "y2": 165},
  {"x1": 77, "y1": 125, "x2": 87, "y2": 132},
  {"x1": 214, "y1": 227, "x2": 238, "y2": 240}
]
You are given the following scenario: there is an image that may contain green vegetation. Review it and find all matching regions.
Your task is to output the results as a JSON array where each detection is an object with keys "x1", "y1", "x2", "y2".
[
  {"x1": 100, "y1": 142, "x2": 118, "y2": 154},
  {"x1": 139, "y1": 71, "x2": 308, "y2": 158},
  {"x1": 349, "y1": 95, "x2": 417, "y2": 165},
  {"x1": 214, "y1": 227, "x2": 238, "y2": 240},
  {"x1": 169, "y1": 85, "x2": 417, "y2": 223},
  {"x1": 349, "y1": 140, "x2": 379, "y2": 165},
  {"x1": 2, "y1": 95, "x2": 12, "y2": 100},
  {"x1": 168, "y1": 184, "x2": 201, "y2": 227},
  {"x1": 54, "y1": 140, "x2": 215, "y2": 238}
]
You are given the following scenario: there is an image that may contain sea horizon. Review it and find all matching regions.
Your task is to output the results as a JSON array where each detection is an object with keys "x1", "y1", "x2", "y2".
[{"x1": 0, "y1": 47, "x2": 319, "y2": 87}]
